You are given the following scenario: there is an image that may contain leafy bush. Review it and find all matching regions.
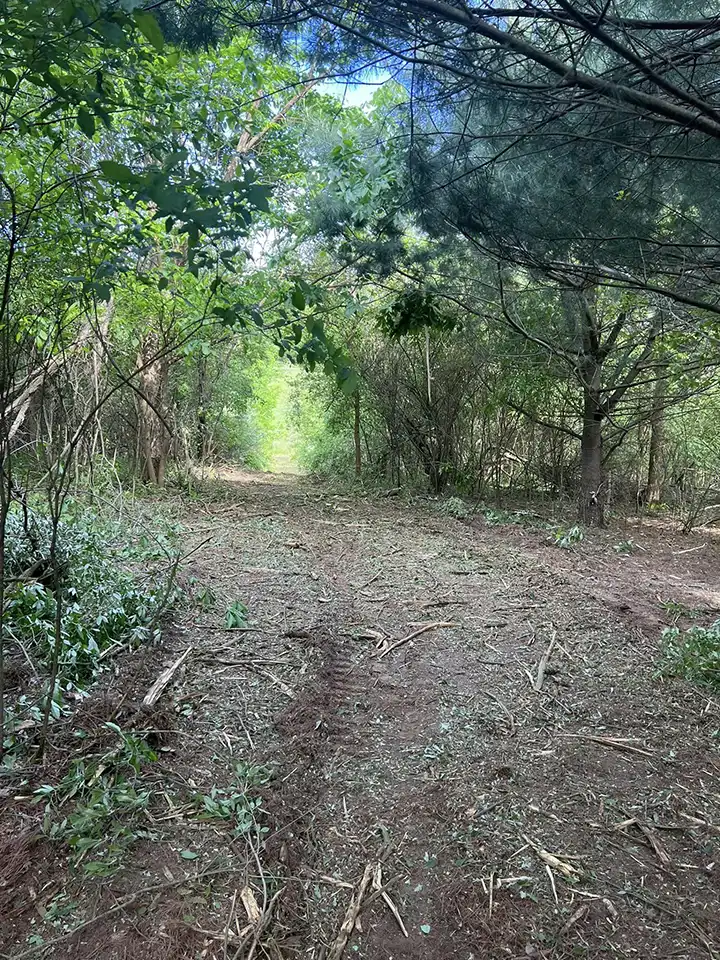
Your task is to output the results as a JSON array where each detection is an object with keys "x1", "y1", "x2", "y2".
[
  {"x1": 194, "y1": 761, "x2": 271, "y2": 837},
  {"x1": 438, "y1": 496, "x2": 470, "y2": 519},
  {"x1": 3, "y1": 508, "x2": 172, "y2": 732},
  {"x1": 660, "y1": 620, "x2": 720, "y2": 689}
]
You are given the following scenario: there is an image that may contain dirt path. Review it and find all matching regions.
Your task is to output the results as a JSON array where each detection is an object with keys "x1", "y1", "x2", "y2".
[{"x1": 2, "y1": 471, "x2": 720, "y2": 959}]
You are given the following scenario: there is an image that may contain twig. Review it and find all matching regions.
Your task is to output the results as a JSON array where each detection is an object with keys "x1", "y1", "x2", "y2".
[
  {"x1": 372, "y1": 863, "x2": 408, "y2": 937},
  {"x1": 545, "y1": 863, "x2": 559, "y2": 903},
  {"x1": 376, "y1": 621, "x2": 457, "y2": 660},
  {"x1": 560, "y1": 733, "x2": 656, "y2": 758},
  {"x1": 4, "y1": 867, "x2": 241, "y2": 960},
  {"x1": 636, "y1": 822, "x2": 672, "y2": 867},
  {"x1": 244, "y1": 663, "x2": 295, "y2": 698},
  {"x1": 481, "y1": 690, "x2": 516, "y2": 736}
]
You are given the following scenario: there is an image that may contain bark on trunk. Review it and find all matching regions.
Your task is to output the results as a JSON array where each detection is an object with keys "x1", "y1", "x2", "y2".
[
  {"x1": 136, "y1": 333, "x2": 171, "y2": 486},
  {"x1": 579, "y1": 380, "x2": 605, "y2": 525}
]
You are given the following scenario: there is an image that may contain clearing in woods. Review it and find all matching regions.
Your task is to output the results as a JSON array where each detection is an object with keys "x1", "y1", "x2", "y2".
[{"x1": 2, "y1": 470, "x2": 720, "y2": 959}]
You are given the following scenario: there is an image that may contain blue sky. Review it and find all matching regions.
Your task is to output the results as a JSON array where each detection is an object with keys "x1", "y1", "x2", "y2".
[{"x1": 316, "y1": 70, "x2": 391, "y2": 107}]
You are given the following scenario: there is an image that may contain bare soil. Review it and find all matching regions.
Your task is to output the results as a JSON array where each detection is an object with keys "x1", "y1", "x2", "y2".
[{"x1": 2, "y1": 470, "x2": 720, "y2": 960}]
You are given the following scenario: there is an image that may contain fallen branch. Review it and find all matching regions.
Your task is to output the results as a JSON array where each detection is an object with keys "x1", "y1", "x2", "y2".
[
  {"x1": 143, "y1": 647, "x2": 193, "y2": 708},
  {"x1": 328, "y1": 863, "x2": 375, "y2": 960},
  {"x1": 376, "y1": 621, "x2": 457, "y2": 660},
  {"x1": 372, "y1": 863, "x2": 408, "y2": 938},
  {"x1": 534, "y1": 631, "x2": 557, "y2": 691},
  {"x1": 4, "y1": 867, "x2": 241, "y2": 960}
]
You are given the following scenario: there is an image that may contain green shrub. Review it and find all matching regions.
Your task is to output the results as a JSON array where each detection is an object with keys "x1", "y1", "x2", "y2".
[
  {"x1": 2, "y1": 507, "x2": 172, "y2": 739},
  {"x1": 660, "y1": 620, "x2": 720, "y2": 688}
]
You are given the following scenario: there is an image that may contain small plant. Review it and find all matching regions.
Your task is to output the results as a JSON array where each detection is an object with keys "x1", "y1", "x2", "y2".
[
  {"x1": 660, "y1": 599, "x2": 701, "y2": 623},
  {"x1": 660, "y1": 620, "x2": 720, "y2": 689},
  {"x1": 194, "y1": 762, "x2": 271, "y2": 836},
  {"x1": 552, "y1": 525, "x2": 584, "y2": 548},
  {"x1": 438, "y1": 497, "x2": 470, "y2": 519},
  {"x1": 195, "y1": 584, "x2": 217, "y2": 612},
  {"x1": 614, "y1": 539, "x2": 636, "y2": 554},
  {"x1": 35, "y1": 723, "x2": 157, "y2": 876},
  {"x1": 225, "y1": 600, "x2": 249, "y2": 629}
]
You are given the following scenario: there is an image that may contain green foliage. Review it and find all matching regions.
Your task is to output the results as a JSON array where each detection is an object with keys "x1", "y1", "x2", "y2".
[
  {"x1": 438, "y1": 497, "x2": 470, "y2": 519},
  {"x1": 35, "y1": 723, "x2": 157, "y2": 876},
  {"x1": 614, "y1": 540, "x2": 636, "y2": 554},
  {"x1": 194, "y1": 762, "x2": 271, "y2": 837},
  {"x1": 378, "y1": 290, "x2": 458, "y2": 340},
  {"x1": 660, "y1": 621, "x2": 720, "y2": 689},
  {"x1": 225, "y1": 600, "x2": 248, "y2": 629},
  {"x1": 552, "y1": 525, "x2": 584, "y2": 548},
  {"x1": 3, "y1": 509, "x2": 170, "y2": 720}
]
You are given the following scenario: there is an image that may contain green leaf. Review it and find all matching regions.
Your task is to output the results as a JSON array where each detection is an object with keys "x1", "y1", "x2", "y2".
[
  {"x1": 158, "y1": 277, "x2": 169, "y2": 291},
  {"x1": 133, "y1": 10, "x2": 164, "y2": 51},
  {"x1": 291, "y1": 289, "x2": 306, "y2": 311},
  {"x1": 338, "y1": 367, "x2": 359, "y2": 396},
  {"x1": 180, "y1": 850, "x2": 198, "y2": 860},
  {"x1": 99, "y1": 160, "x2": 135, "y2": 183},
  {"x1": 77, "y1": 107, "x2": 95, "y2": 137}
]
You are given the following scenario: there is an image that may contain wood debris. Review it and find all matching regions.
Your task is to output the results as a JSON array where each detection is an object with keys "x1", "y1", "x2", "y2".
[
  {"x1": 559, "y1": 904, "x2": 590, "y2": 934},
  {"x1": 523, "y1": 835, "x2": 581, "y2": 879},
  {"x1": 372, "y1": 863, "x2": 408, "y2": 937},
  {"x1": 327, "y1": 863, "x2": 374, "y2": 960},
  {"x1": 534, "y1": 631, "x2": 556, "y2": 691},
  {"x1": 240, "y1": 885, "x2": 261, "y2": 925},
  {"x1": 376, "y1": 621, "x2": 458, "y2": 660},
  {"x1": 143, "y1": 648, "x2": 193, "y2": 708}
]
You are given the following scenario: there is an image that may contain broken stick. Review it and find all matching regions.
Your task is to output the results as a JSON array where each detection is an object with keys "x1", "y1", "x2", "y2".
[
  {"x1": 376, "y1": 621, "x2": 457, "y2": 660},
  {"x1": 328, "y1": 864, "x2": 374, "y2": 960},
  {"x1": 143, "y1": 647, "x2": 193, "y2": 708},
  {"x1": 534, "y1": 631, "x2": 556, "y2": 691}
]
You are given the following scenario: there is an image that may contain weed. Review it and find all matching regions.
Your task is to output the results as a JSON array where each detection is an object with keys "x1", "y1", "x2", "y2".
[
  {"x1": 225, "y1": 600, "x2": 249, "y2": 629},
  {"x1": 3, "y1": 508, "x2": 174, "y2": 717},
  {"x1": 614, "y1": 539, "x2": 636, "y2": 554},
  {"x1": 194, "y1": 761, "x2": 271, "y2": 837},
  {"x1": 195, "y1": 584, "x2": 217, "y2": 612},
  {"x1": 552, "y1": 525, "x2": 584, "y2": 547},
  {"x1": 660, "y1": 620, "x2": 720, "y2": 689},
  {"x1": 660, "y1": 599, "x2": 702, "y2": 623}
]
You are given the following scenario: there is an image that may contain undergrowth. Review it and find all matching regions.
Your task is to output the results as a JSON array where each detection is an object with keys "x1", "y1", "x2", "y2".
[
  {"x1": 2, "y1": 505, "x2": 179, "y2": 753},
  {"x1": 35, "y1": 723, "x2": 158, "y2": 877},
  {"x1": 660, "y1": 620, "x2": 720, "y2": 689}
]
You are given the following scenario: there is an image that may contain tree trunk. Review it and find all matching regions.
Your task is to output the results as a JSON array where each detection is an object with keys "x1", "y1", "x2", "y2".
[
  {"x1": 646, "y1": 368, "x2": 667, "y2": 504},
  {"x1": 579, "y1": 377, "x2": 605, "y2": 525},
  {"x1": 136, "y1": 333, "x2": 171, "y2": 486},
  {"x1": 196, "y1": 353, "x2": 210, "y2": 461},
  {"x1": 353, "y1": 391, "x2": 361, "y2": 476}
]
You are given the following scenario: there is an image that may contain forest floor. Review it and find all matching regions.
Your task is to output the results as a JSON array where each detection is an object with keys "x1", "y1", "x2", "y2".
[{"x1": 2, "y1": 469, "x2": 720, "y2": 960}]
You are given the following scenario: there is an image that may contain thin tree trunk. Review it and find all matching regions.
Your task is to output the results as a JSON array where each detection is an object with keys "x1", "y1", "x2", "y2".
[
  {"x1": 136, "y1": 334, "x2": 171, "y2": 486},
  {"x1": 353, "y1": 391, "x2": 361, "y2": 476},
  {"x1": 646, "y1": 367, "x2": 667, "y2": 503}
]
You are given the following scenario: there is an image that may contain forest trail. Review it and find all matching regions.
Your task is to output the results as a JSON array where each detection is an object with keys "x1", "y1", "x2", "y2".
[{"x1": 4, "y1": 472, "x2": 720, "y2": 960}]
